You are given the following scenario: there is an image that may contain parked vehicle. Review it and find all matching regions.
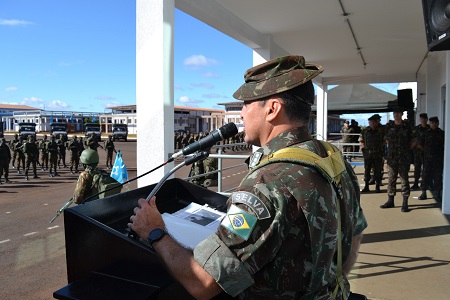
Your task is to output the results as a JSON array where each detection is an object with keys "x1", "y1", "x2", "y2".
[
  {"x1": 112, "y1": 124, "x2": 128, "y2": 141},
  {"x1": 18, "y1": 122, "x2": 37, "y2": 140},
  {"x1": 84, "y1": 123, "x2": 102, "y2": 141},
  {"x1": 50, "y1": 122, "x2": 68, "y2": 141}
]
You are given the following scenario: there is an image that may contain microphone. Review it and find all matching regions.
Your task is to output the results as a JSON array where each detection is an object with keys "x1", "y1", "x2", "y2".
[{"x1": 172, "y1": 123, "x2": 238, "y2": 159}]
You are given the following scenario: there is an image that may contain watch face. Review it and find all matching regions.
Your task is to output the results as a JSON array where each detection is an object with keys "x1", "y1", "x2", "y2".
[{"x1": 148, "y1": 228, "x2": 166, "y2": 245}]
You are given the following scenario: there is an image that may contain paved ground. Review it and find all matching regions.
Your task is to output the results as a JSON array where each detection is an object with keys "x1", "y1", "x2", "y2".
[{"x1": 0, "y1": 138, "x2": 449, "y2": 299}]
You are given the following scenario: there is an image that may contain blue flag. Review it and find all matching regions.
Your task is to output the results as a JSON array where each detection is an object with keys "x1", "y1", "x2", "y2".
[{"x1": 110, "y1": 150, "x2": 128, "y2": 183}]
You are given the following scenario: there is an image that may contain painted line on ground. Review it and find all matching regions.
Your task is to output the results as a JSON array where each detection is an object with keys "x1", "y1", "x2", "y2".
[
  {"x1": 0, "y1": 239, "x2": 11, "y2": 244},
  {"x1": 47, "y1": 226, "x2": 59, "y2": 230},
  {"x1": 24, "y1": 232, "x2": 38, "y2": 237}
]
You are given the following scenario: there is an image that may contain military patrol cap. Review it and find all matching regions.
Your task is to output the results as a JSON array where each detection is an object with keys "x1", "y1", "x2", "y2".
[
  {"x1": 419, "y1": 113, "x2": 428, "y2": 119},
  {"x1": 373, "y1": 114, "x2": 381, "y2": 120},
  {"x1": 429, "y1": 116, "x2": 439, "y2": 123},
  {"x1": 392, "y1": 106, "x2": 404, "y2": 113},
  {"x1": 368, "y1": 115, "x2": 377, "y2": 121},
  {"x1": 233, "y1": 55, "x2": 323, "y2": 103},
  {"x1": 80, "y1": 149, "x2": 99, "y2": 165}
]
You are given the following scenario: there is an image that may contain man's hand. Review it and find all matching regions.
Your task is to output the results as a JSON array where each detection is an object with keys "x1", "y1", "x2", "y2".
[{"x1": 128, "y1": 197, "x2": 165, "y2": 240}]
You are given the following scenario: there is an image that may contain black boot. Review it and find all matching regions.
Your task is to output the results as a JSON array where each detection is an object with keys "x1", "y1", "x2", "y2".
[
  {"x1": 361, "y1": 181, "x2": 370, "y2": 193},
  {"x1": 375, "y1": 182, "x2": 381, "y2": 193},
  {"x1": 411, "y1": 180, "x2": 420, "y2": 190},
  {"x1": 380, "y1": 195, "x2": 395, "y2": 208},
  {"x1": 418, "y1": 191, "x2": 427, "y2": 200},
  {"x1": 401, "y1": 196, "x2": 410, "y2": 212}
]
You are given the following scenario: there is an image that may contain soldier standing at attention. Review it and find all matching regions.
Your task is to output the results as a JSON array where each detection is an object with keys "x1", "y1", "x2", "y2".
[
  {"x1": 380, "y1": 106, "x2": 413, "y2": 212},
  {"x1": 23, "y1": 135, "x2": 39, "y2": 180},
  {"x1": 57, "y1": 133, "x2": 67, "y2": 168},
  {"x1": 39, "y1": 134, "x2": 49, "y2": 171},
  {"x1": 359, "y1": 115, "x2": 385, "y2": 193},
  {"x1": 104, "y1": 135, "x2": 117, "y2": 169},
  {"x1": 129, "y1": 56, "x2": 367, "y2": 299},
  {"x1": 87, "y1": 133, "x2": 103, "y2": 152},
  {"x1": 0, "y1": 138, "x2": 12, "y2": 183},
  {"x1": 418, "y1": 116, "x2": 445, "y2": 202},
  {"x1": 411, "y1": 113, "x2": 429, "y2": 190},
  {"x1": 341, "y1": 120, "x2": 353, "y2": 160},
  {"x1": 15, "y1": 136, "x2": 26, "y2": 174},
  {"x1": 48, "y1": 135, "x2": 59, "y2": 177},
  {"x1": 9, "y1": 133, "x2": 19, "y2": 169},
  {"x1": 68, "y1": 135, "x2": 81, "y2": 174}
]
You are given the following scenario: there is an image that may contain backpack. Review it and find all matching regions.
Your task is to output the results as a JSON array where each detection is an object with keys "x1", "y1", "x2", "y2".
[{"x1": 91, "y1": 171, "x2": 123, "y2": 199}]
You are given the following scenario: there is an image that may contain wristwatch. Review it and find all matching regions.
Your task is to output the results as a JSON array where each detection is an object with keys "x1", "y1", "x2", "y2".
[{"x1": 147, "y1": 228, "x2": 167, "y2": 247}]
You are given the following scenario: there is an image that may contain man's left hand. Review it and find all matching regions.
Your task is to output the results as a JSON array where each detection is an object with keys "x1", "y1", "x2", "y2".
[{"x1": 128, "y1": 197, "x2": 165, "y2": 240}]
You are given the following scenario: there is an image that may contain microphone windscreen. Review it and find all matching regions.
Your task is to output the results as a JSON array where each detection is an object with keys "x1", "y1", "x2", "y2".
[{"x1": 220, "y1": 123, "x2": 238, "y2": 139}]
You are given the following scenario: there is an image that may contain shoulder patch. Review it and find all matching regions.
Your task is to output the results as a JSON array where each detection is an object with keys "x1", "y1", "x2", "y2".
[
  {"x1": 249, "y1": 152, "x2": 263, "y2": 168},
  {"x1": 232, "y1": 191, "x2": 270, "y2": 220},
  {"x1": 220, "y1": 204, "x2": 258, "y2": 241}
]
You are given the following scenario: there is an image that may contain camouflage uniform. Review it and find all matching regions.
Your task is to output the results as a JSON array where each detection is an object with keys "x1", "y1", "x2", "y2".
[
  {"x1": 68, "y1": 136, "x2": 81, "y2": 173},
  {"x1": 193, "y1": 128, "x2": 367, "y2": 299},
  {"x1": 0, "y1": 139, "x2": 11, "y2": 182},
  {"x1": 47, "y1": 136, "x2": 59, "y2": 177},
  {"x1": 23, "y1": 136, "x2": 39, "y2": 179},
  {"x1": 359, "y1": 124, "x2": 384, "y2": 190},
  {"x1": 14, "y1": 137, "x2": 26, "y2": 173},
  {"x1": 384, "y1": 120, "x2": 412, "y2": 197},
  {"x1": 420, "y1": 125, "x2": 445, "y2": 202},
  {"x1": 340, "y1": 123, "x2": 353, "y2": 158},
  {"x1": 57, "y1": 134, "x2": 67, "y2": 168},
  {"x1": 39, "y1": 135, "x2": 49, "y2": 170},
  {"x1": 104, "y1": 136, "x2": 116, "y2": 169},
  {"x1": 87, "y1": 134, "x2": 102, "y2": 151},
  {"x1": 9, "y1": 134, "x2": 19, "y2": 168},
  {"x1": 411, "y1": 124, "x2": 429, "y2": 188},
  {"x1": 73, "y1": 167, "x2": 103, "y2": 204}
]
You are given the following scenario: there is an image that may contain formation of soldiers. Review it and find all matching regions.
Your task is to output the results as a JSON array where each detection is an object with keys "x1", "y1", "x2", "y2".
[
  {"x1": 174, "y1": 130, "x2": 250, "y2": 152},
  {"x1": 0, "y1": 132, "x2": 116, "y2": 182},
  {"x1": 340, "y1": 119, "x2": 362, "y2": 161},
  {"x1": 356, "y1": 107, "x2": 445, "y2": 212}
]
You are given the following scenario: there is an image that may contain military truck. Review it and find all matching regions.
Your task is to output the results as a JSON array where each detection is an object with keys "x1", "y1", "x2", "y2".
[
  {"x1": 112, "y1": 124, "x2": 128, "y2": 141},
  {"x1": 18, "y1": 122, "x2": 37, "y2": 140},
  {"x1": 50, "y1": 122, "x2": 68, "y2": 142},
  {"x1": 84, "y1": 123, "x2": 102, "y2": 141}
]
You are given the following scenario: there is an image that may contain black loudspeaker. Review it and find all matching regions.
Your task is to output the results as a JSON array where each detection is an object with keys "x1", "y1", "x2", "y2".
[
  {"x1": 398, "y1": 89, "x2": 414, "y2": 108},
  {"x1": 422, "y1": 0, "x2": 450, "y2": 51}
]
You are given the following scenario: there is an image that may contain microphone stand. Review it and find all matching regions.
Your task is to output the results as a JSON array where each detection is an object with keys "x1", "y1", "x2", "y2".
[{"x1": 128, "y1": 149, "x2": 211, "y2": 240}]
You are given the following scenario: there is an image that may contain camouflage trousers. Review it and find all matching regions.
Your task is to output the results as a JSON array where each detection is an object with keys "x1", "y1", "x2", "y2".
[
  {"x1": 106, "y1": 150, "x2": 114, "y2": 168},
  {"x1": 363, "y1": 151, "x2": 383, "y2": 183},
  {"x1": 16, "y1": 153, "x2": 25, "y2": 170},
  {"x1": 413, "y1": 150, "x2": 424, "y2": 182},
  {"x1": 386, "y1": 159, "x2": 410, "y2": 196},
  {"x1": 11, "y1": 150, "x2": 18, "y2": 166},
  {"x1": 49, "y1": 153, "x2": 58, "y2": 174},
  {"x1": 70, "y1": 152, "x2": 80, "y2": 171},
  {"x1": 40, "y1": 150, "x2": 49, "y2": 169},
  {"x1": 421, "y1": 157, "x2": 443, "y2": 196},
  {"x1": 0, "y1": 160, "x2": 9, "y2": 179},
  {"x1": 58, "y1": 151, "x2": 66, "y2": 166},
  {"x1": 25, "y1": 156, "x2": 38, "y2": 176},
  {"x1": 189, "y1": 161, "x2": 205, "y2": 185}
]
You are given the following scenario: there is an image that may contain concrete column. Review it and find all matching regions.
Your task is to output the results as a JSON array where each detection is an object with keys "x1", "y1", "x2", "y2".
[
  {"x1": 316, "y1": 84, "x2": 328, "y2": 141},
  {"x1": 442, "y1": 53, "x2": 450, "y2": 214},
  {"x1": 136, "y1": 0, "x2": 174, "y2": 187}
]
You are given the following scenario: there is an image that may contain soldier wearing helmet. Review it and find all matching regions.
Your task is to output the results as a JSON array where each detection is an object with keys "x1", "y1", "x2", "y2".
[
  {"x1": 47, "y1": 135, "x2": 59, "y2": 177},
  {"x1": 104, "y1": 135, "x2": 117, "y2": 169},
  {"x1": 39, "y1": 134, "x2": 49, "y2": 171},
  {"x1": 72, "y1": 149, "x2": 101, "y2": 204},
  {"x1": 10, "y1": 133, "x2": 20, "y2": 169},
  {"x1": 23, "y1": 135, "x2": 39, "y2": 180},
  {"x1": 68, "y1": 135, "x2": 81, "y2": 174}
]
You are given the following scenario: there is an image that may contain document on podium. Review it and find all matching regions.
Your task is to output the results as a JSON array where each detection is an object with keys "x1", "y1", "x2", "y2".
[{"x1": 162, "y1": 202, "x2": 226, "y2": 250}]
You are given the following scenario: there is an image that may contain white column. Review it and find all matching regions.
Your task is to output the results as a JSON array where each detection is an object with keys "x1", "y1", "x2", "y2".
[
  {"x1": 316, "y1": 84, "x2": 328, "y2": 141},
  {"x1": 136, "y1": 0, "x2": 174, "y2": 187},
  {"x1": 442, "y1": 53, "x2": 450, "y2": 214}
]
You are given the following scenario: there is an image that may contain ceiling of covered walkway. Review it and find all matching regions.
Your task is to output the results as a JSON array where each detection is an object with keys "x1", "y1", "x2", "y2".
[{"x1": 176, "y1": 0, "x2": 429, "y2": 88}]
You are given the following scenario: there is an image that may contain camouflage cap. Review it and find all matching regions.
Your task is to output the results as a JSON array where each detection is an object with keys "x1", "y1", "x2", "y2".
[
  {"x1": 392, "y1": 106, "x2": 404, "y2": 113},
  {"x1": 429, "y1": 116, "x2": 439, "y2": 123},
  {"x1": 419, "y1": 113, "x2": 428, "y2": 119},
  {"x1": 233, "y1": 55, "x2": 323, "y2": 103},
  {"x1": 368, "y1": 115, "x2": 377, "y2": 121},
  {"x1": 373, "y1": 114, "x2": 381, "y2": 120}
]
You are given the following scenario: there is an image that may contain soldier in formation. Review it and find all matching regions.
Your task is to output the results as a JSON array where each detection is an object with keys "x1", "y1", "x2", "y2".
[
  {"x1": 0, "y1": 138, "x2": 11, "y2": 183},
  {"x1": 411, "y1": 113, "x2": 429, "y2": 190},
  {"x1": 57, "y1": 133, "x2": 67, "y2": 168},
  {"x1": 68, "y1": 135, "x2": 81, "y2": 174},
  {"x1": 23, "y1": 135, "x2": 40, "y2": 180},
  {"x1": 14, "y1": 136, "x2": 26, "y2": 174},
  {"x1": 104, "y1": 135, "x2": 117, "y2": 169},
  {"x1": 359, "y1": 115, "x2": 385, "y2": 193},
  {"x1": 39, "y1": 134, "x2": 49, "y2": 171},
  {"x1": 380, "y1": 106, "x2": 413, "y2": 212},
  {"x1": 87, "y1": 133, "x2": 103, "y2": 151},
  {"x1": 340, "y1": 120, "x2": 353, "y2": 160},
  {"x1": 48, "y1": 135, "x2": 60, "y2": 177},
  {"x1": 9, "y1": 134, "x2": 20, "y2": 169},
  {"x1": 418, "y1": 116, "x2": 445, "y2": 203}
]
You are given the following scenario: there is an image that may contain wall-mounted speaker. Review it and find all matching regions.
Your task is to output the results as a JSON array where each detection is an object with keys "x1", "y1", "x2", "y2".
[
  {"x1": 398, "y1": 89, "x2": 414, "y2": 108},
  {"x1": 422, "y1": 0, "x2": 450, "y2": 51}
]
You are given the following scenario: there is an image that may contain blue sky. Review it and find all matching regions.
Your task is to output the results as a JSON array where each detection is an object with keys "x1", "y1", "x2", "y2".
[
  {"x1": 0, "y1": 1, "x2": 251, "y2": 112},
  {"x1": 1, "y1": 1, "x2": 397, "y2": 117}
]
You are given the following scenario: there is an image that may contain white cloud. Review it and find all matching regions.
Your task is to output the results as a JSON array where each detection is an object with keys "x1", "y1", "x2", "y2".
[
  {"x1": 4, "y1": 86, "x2": 18, "y2": 92},
  {"x1": 0, "y1": 18, "x2": 33, "y2": 26},
  {"x1": 0, "y1": 101, "x2": 19, "y2": 105},
  {"x1": 183, "y1": 55, "x2": 218, "y2": 68},
  {"x1": 47, "y1": 100, "x2": 70, "y2": 109},
  {"x1": 105, "y1": 102, "x2": 122, "y2": 108},
  {"x1": 21, "y1": 96, "x2": 44, "y2": 107},
  {"x1": 191, "y1": 83, "x2": 214, "y2": 89},
  {"x1": 178, "y1": 96, "x2": 203, "y2": 104}
]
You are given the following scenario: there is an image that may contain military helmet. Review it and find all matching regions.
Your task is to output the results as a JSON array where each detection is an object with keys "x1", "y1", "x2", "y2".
[{"x1": 80, "y1": 149, "x2": 99, "y2": 165}]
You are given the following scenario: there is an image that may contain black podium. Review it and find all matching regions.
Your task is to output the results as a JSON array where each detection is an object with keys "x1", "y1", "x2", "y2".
[{"x1": 53, "y1": 178, "x2": 229, "y2": 300}]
